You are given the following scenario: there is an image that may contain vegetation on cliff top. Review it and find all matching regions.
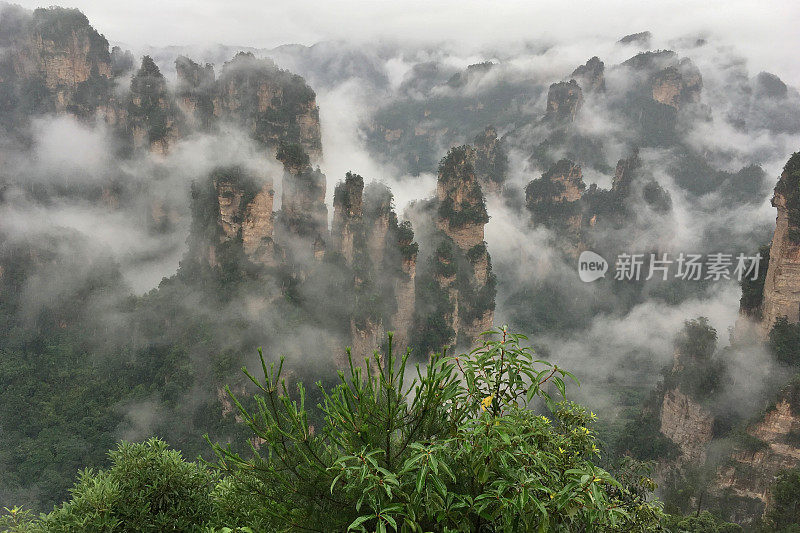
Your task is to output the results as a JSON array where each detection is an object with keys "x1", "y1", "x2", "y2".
[{"x1": 776, "y1": 151, "x2": 800, "y2": 243}]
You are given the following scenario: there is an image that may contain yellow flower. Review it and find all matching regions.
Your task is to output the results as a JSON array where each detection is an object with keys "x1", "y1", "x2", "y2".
[{"x1": 480, "y1": 395, "x2": 493, "y2": 412}]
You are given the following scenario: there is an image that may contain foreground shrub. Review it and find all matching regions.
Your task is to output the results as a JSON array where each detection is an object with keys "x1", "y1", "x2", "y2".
[
  {"x1": 38, "y1": 438, "x2": 218, "y2": 532},
  {"x1": 212, "y1": 326, "x2": 667, "y2": 531}
]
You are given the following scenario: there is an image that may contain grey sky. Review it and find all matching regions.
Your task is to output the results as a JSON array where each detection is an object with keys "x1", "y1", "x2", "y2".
[{"x1": 11, "y1": 0, "x2": 800, "y2": 87}]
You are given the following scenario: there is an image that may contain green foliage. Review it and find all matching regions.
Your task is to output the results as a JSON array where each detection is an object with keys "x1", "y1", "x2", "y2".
[
  {"x1": 438, "y1": 196, "x2": 489, "y2": 228},
  {"x1": 616, "y1": 409, "x2": 680, "y2": 462},
  {"x1": 776, "y1": 152, "x2": 800, "y2": 243},
  {"x1": 668, "y1": 511, "x2": 743, "y2": 533},
  {"x1": 664, "y1": 318, "x2": 725, "y2": 401},
  {"x1": 276, "y1": 143, "x2": 310, "y2": 169},
  {"x1": 761, "y1": 467, "x2": 800, "y2": 532},
  {"x1": 472, "y1": 127, "x2": 508, "y2": 186},
  {"x1": 732, "y1": 431, "x2": 769, "y2": 454},
  {"x1": 674, "y1": 317, "x2": 717, "y2": 360},
  {"x1": 769, "y1": 317, "x2": 800, "y2": 367},
  {"x1": 524, "y1": 160, "x2": 585, "y2": 233},
  {"x1": 0, "y1": 506, "x2": 37, "y2": 533},
  {"x1": 666, "y1": 145, "x2": 767, "y2": 204},
  {"x1": 778, "y1": 375, "x2": 800, "y2": 414},
  {"x1": 466, "y1": 242, "x2": 487, "y2": 263},
  {"x1": 212, "y1": 327, "x2": 668, "y2": 531},
  {"x1": 395, "y1": 221, "x2": 418, "y2": 261},
  {"x1": 37, "y1": 439, "x2": 219, "y2": 532}
]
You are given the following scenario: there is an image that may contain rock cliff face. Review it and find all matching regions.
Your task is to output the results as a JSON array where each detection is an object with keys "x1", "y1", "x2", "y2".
[
  {"x1": 241, "y1": 186, "x2": 276, "y2": 266},
  {"x1": 545, "y1": 79, "x2": 583, "y2": 122},
  {"x1": 437, "y1": 146, "x2": 489, "y2": 251},
  {"x1": 759, "y1": 153, "x2": 800, "y2": 336},
  {"x1": 650, "y1": 58, "x2": 702, "y2": 109},
  {"x1": 0, "y1": 5, "x2": 113, "y2": 125},
  {"x1": 127, "y1": 56, "x2": 179, "y2": 155},
  {"x1": 660, "y1": 387, "x2": 714, "y2": 464},
  {"x1": 0, "y1": 6, "x2": 323, "y2": 159},
  {"x1": 331, "y1": 175, "x2": 419, "y2": 358},
  {"x1": 188, "y1": 166, "x2": 275, "y2": 270},
  {"x1": 611, "y1": 150, "x2": 641, "y2": 198},
  {"x1": 621, "y1": 51, "x2": 702, "y2": 110},
  {"x1": 175, "y1": 56, "x2": 215, "y2": 129},
  {"x1": 213, "y1": 52, "x2": 322, "y2": 159},
  {"x1": 275, "y1": 144, "x2": 328, "y2": 254},
  {"x1": 392, "y1": 224, "x2": 417, "y2": 351},
  {"x1": 525, "y1": 159, "x2": 586, "y2": 243},
  {"x1": 471, "y1": 126, "x2": 508, "y2": 194},
  {"x1": 713, "y1": 380, "x2": 800, "y2": 523},
  {"x1": 571, "y1": 57, "x2": 605, "y2": 93},
  {"x1": 332, "y1": 172, "x2": 364, "y2": 265},
  {"x1": 435, "y1": 146, "x2": 495, "y2": 344}
]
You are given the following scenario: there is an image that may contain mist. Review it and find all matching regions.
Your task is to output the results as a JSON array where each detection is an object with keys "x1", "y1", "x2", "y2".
[{"x1": 2, "y1": 0, "x2": 800, "y2": 516}]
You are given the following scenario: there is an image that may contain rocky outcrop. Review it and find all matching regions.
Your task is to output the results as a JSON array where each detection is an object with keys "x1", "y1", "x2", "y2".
[
  {"x1": 446, "y1": 61, "x2": 494, "y2": 89},
  {"x1": 651, "y1": 58, "x2": 702, "y2": 109},
  {"x1": 110, "y1": 46, "x2": 134, "y2": 77},
  {"x1": 187, "y1": 166, "x2": 276, "y2": 270},
  {"x1": 241, "y1": 186, "x2": 276, "y2": 266},
  {"x1": 435, "y1": 147, "x2": 495, "y2": 344},
  {"x1": 0, "y1": 5, "x2": 113, "y2": 125},
  {"x1": 437, "y1": 146, "x2": 489, "y2": 251},
  {"x1": 571, "y1": 57, "x2": 605, "y2": 93},
  {"x1": 545, "y1": 79, "x2": 583, "y2": 123},
  {"x1": 471, "y1": 126, "x2": 508, "y2": 194},
  {"x1": 392, "y1": 222, "x2": 418, "y2": 351},
  {"x1": 127, "y1": 56, "x2": 179, "y2": 155},
  {"x1": 525, "y1": 159, "x2": 586, "y2": 239},
  {"x1": 754, "y1": 72, "x2": 788, "y2": 100},
  {"x1": 660, "y1": 387, "x2": 714, "y2": 463},
  {"x1": 540, "y1": 159, "x2": 585, "y2": 203},
  {"x1": 331, "y1": 175, "x2": 419, "y2": 358},
  {"x1": 275, "y1": 144, "x2": 328, "y2": 252},
  {"x1": 214, "y1": 167, "x2": 275, "y2": 266},
  {"x1": 713, "y1": 380, "x2": 800, "y2": 523},
  {"x1": 0, "y1": 13, "x2": 324, "y2": 157},
  {"x1": 332, "y1": 173, "x2": 364, "y2": 265},
  {"x1": 618, "y1": 31, "x2": 652, "y2": 46},
  {"x1": 657, "y1": 320, "x2": 720, "y2": 467},
  {"x1": 611, "y1": 150, "x2": 641, "y2": 197},
  {"x1": 622, "y1": 51, "x2": 702, "y2": 110},
  {"x1": 364, "y1": 183, "x2": 395, "y2": 268},
  {"x1": 213, "y1": 52, "x2": 322, "y2": 159},
  {"x1": 175, "y1": 56, "x2": 215, "y2": 129},
  {"x1": 760, "y1": 153, "x2": 800, "y2": 336}
]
